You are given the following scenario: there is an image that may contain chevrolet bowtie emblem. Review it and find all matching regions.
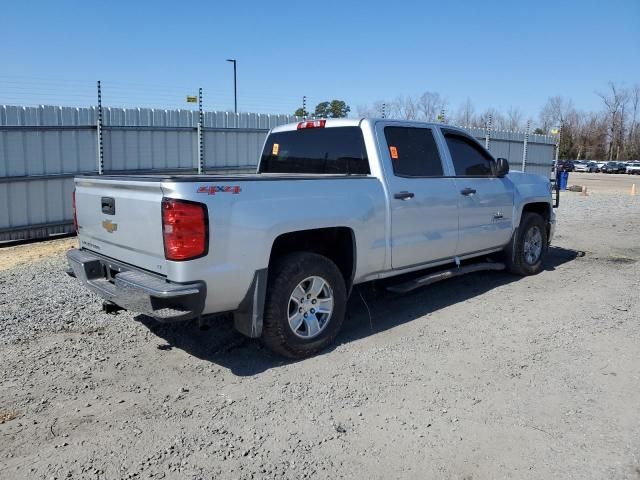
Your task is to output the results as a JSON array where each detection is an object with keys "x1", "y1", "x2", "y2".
[{"x1": 102, "y1": 219, "x2": 118, "y2": 233}]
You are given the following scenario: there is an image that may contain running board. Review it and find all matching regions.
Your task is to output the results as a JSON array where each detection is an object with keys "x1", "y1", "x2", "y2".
[{"x1": 386, "y1": 262, "x2": 506, "y2": 294}]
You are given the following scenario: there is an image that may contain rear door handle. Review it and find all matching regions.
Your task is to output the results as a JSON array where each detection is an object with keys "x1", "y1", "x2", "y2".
[
  {"x1": 460, "y1": 188, "x2": 476, "y2": 196},
  {"x1": 394, "y1": 191, "x2": 415, "y2": 200}
]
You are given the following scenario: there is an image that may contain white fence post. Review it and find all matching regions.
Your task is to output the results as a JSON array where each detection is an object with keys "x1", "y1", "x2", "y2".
[
  {"x1": 197, "y1": 87, "x2": 204, "y2": 175},
  {"x1": 96, "y1": 81, "x2": 104, "y2": 175},
  {"x1": 485, "y1": 114, "x2": 492, "y2": 150},
  {"x1": 522, "y1": 120, "x2": 530, "y2": 171}
]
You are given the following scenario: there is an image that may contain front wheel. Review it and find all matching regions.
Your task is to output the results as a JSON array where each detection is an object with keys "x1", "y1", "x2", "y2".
[
  {"x1": 262, "y1": 252, "x2": 347, "y2": 358},
  {"x1": 503, "y1": 212, "x2": 548, "y2": 276}
]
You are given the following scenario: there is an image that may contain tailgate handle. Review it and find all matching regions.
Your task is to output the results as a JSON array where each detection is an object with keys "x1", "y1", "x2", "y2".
[{"x1": 101, "y1": 197, "x2": 115, "y2": 215}]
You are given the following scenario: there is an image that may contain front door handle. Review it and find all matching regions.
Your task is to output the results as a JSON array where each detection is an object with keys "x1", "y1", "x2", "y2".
[
  {"x1": 460, "y1": 187, "x2": 477, "y2": 196},
  {"x1": 394, "y1": 191, "x2": 415, "y2": 200}
]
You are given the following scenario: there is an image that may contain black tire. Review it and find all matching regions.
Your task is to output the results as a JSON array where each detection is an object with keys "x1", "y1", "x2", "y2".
[
  {"x1": 503, "y1": 212, "x2": 548, "y2": 276},
  {"x1": 262, "y1": 252, "x2": 347, "y2": 358}
]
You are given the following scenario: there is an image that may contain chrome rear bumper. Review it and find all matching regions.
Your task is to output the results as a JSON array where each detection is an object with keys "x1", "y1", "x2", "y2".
[{"x1": 66, "y1": 249, "x2": 205, "y2": 322}]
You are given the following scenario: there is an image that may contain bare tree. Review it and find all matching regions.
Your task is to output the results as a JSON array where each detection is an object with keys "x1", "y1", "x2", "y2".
[
  {"x1": 627, "y1": 84, "x2": 639, "y2": 159},
  {"x1": 454, "y1": 98, "x2": 475, "y2": 127},
  {"x1": 416, "y1": 92, "x2": 447, "y2": 122},
  {"x1": 477, "y1": 108, "x2": 506, "y2": 130},
  {"x1": 539, "y1": 96, "x2": 574, "y2": 133},
  {"x1": 597, "y1": 82, "x2": 629, "y2": 160},
  {"x1": 383, "y1": 98, "x2": 403, "y2": 119},
  {"x1": 506, "y1": 106, "x2": 524, "y2": 131},
  {"x1": 357, "y1": 100, "x2": 388, "y2": 118},
  {"x1": 358, "y1": 92, "x2": 447, "y2": 121},
  {"x1": 579, "y1": 112, "x2": 608, "y2": 159},
  {"x1": 395, "y1": 95, "x2": 419, "y2": 120}
]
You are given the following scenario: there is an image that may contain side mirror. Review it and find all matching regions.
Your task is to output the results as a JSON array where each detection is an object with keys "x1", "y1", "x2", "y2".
[{"x1": 495, "y1": 157, "x2": 509, "y2": 177}]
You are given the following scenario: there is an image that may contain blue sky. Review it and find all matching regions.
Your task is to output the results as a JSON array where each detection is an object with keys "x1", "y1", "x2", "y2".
[{"x1": 1, "y1": 0, "x2": 638, "y2": 120}]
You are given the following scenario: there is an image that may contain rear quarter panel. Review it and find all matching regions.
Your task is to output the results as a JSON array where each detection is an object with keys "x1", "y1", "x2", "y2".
[{"x1": 161, "y1": 177, "x2": 387, "y2": 314}]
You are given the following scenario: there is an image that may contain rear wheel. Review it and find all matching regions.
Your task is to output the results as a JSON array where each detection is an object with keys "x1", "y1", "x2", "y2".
[
  {"x1": 503, "y1": 212, "x2": 548, "y2": 276},
  {"x1": 262, "y1": 252, "x2": 346, "y2": 358}
]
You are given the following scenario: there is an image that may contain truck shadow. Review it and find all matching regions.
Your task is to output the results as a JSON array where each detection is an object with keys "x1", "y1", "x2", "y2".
[{"x1": 138, "y1": 246, "x2": 582, "y2": 376}]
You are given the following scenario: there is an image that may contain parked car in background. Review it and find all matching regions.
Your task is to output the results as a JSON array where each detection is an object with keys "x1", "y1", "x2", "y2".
[
  {"x1": 617, "y1": 162, "x2": 630, "y2": 173},
  {"x1": 626, "y1": 162, "x2": 640, "y2": 174},
  {"x1": 574, "y1": 161, "x2": 597, "y2": 173},
  {"x1": 594, "y1": 161, "x2": 607, "y2": 172},
  {"x1": 601, "y1": 161, "x2": 625, "y2": 174}
]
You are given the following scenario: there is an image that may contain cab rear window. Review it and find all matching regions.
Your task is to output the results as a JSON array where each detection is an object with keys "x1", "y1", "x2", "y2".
[{"x1": 259, "y1": 127, "x2": 370, "y2": 174}]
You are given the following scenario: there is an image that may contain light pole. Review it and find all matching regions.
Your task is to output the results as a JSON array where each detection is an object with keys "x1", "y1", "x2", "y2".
[{"x1": 226, "y1": 59, "x2": 237, "y2": 113}]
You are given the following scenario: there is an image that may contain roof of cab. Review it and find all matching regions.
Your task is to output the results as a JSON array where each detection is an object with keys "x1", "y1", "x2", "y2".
[{"x1": 270, "y1": 117, "x2": 463, "y2": 133}]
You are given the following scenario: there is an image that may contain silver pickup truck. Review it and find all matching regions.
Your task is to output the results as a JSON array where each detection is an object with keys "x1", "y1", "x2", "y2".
[{"x1": 67, "y1": 118, "x2": 556, "y2": 358}]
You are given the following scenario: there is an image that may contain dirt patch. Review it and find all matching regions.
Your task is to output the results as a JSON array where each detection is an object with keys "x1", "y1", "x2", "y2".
[
  {"x1": 0, "y1": 237, "x2": 77, "y2": 271},
  {"x1": 0, "y1": 410, "x2": 20, "y2": 423},
  {"x1": 605, "y1": 256, "x2": 637, "y2": 264}
]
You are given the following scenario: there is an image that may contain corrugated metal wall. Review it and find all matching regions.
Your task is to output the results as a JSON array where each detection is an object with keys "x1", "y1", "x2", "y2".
[
  {"x1": 0, "y1": 105, "x2": 297, "y2": 241},
  {"x1": 463, "y1": 126, "x2": 557, "y2": 178},
  {"x1": 101, "y1": 108, "x2": 296, "y2": 171},
  {"x1": 0, "y1": 105, "x2": 556, "y2": 242}
]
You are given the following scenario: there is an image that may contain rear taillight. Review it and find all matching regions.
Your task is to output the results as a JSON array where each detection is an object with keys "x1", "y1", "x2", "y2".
[
  {"x1": 297, "y1": 119, "x2": 326, "y2": 129},
  {"x1": 161, "y1": 198, "x2": 209, "y2": 261},
  {"x1": 72, "y1": 189, "x2": 78, "y2": 232}
]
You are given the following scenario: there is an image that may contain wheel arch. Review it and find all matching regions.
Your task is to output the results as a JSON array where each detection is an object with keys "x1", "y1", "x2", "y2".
[
  {"x1": 268, "y1": 226, "x2": 356, "y2": 293},
  {"x1": 234, "y1": 226, "x2": 356, "y2": 340},
  {"x1": 517, "y1": 201, "x2": 552, "y2": 240}
]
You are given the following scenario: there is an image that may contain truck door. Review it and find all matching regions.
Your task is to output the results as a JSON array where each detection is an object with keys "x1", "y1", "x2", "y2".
[
  {"x1": 442, "y1": 130, "x2": 514, "y2": 256},
  {"x1": 378, "y1": 124, "x2": 459, "y2": 269}
]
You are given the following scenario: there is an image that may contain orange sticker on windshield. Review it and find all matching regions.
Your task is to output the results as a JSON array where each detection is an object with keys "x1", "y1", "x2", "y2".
[
  {"x1": 272, "y1": 143, "x2": 280, "y2": 155},
  {"x1": 389, "y1": 146, "x2": 399, "y2": 159}
]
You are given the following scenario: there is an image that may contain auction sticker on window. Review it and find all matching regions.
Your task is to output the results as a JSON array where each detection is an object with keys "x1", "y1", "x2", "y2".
[
  {"x1": 272, "y1": 143, "x2": 280, "y2": 155},
  {"x1": 389, "y1": 146, "x2": 399, "y2": 159}
]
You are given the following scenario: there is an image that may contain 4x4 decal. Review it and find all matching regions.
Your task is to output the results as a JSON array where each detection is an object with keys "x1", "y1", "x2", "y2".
[{"x1": 197, "y1": 186, "x2": 242, "y2": 195}]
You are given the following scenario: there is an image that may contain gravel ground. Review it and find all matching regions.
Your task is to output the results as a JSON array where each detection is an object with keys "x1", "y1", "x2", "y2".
[{"x1": 1, "y1": 189, "x2": 639, "y2": 480}]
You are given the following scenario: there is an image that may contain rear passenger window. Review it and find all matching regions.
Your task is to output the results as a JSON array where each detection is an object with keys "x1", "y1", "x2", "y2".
[
  {"x1": 259, "y1": 127, "x2": 370, "y2": 174},
  {"x1": 384, "y1": 127, "x2": 444, "y2": 177},
  {"x1": 444, "y1": 133, "x2": 494, "y2": 176}
]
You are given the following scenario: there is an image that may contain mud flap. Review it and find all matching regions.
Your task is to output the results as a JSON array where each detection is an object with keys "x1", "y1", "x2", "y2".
[
  {"x1": 506, "y1": 226, "x2": 518, "y2": 265},
  {"x1": 233, "y1": 269, "x2": 268, "y2": 338}
]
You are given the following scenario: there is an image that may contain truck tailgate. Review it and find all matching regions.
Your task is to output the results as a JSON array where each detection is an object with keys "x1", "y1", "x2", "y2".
[{"x1": 75, "y1": 178, "x2": 167, "y2": 275}]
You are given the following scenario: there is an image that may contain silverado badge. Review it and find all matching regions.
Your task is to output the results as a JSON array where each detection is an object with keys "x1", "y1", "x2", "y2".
[{"x1": 102, "y1": 219, "x2": 118, "y2": 233}]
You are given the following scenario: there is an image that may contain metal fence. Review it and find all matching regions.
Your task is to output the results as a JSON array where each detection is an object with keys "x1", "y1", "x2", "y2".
[
  {"x1": 0, "y1": 105, "x2": 557, "y2": 242},
  {"x1": 462, "y1": 126, "x2": 557, "y2": 179}
]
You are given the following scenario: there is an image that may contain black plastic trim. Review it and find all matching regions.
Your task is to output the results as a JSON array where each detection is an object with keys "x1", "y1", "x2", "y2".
[{"x1": 233, "y1": 268, "x2": 268, "y2": 338}]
